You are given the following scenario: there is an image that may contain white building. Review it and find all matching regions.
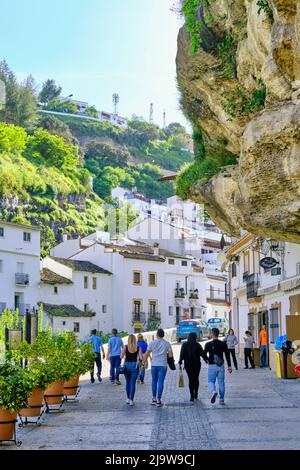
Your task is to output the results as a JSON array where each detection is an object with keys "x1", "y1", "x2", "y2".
[
  {"x1": 47, "y1": 234, "x2": 207, "y2": 335},
  {"x1": 167, "y1": 195, "x2": 200, "y2": 230},
  {"x1": 40, "y1": 257, "x2": 112, "y2": 340},
  {"x1": 99, "y1": 111, "x2": 128, "y2": 128},
  {"x1": 0, "y1": 221, "x2": 40, "y2": 314},
  {"x1": 225, "y1": 233, "x2": 300, "y2": 370}
]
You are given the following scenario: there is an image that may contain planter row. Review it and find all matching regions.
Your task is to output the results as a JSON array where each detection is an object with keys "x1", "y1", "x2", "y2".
[{"x1": 0, "y1": 375, "x2": 80, "y2": 443}]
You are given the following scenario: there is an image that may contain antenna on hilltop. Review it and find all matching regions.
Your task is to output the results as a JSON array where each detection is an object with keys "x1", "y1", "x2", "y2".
[
  {"x1": 149, "y1": 103, "x2": 154, "y2": 124},
  {"x1": 113, "y1": 93, "x2": 119, "y2": 115},
  {"x1": 163, "y1": 110, "x2": 166, "y2": 128}
]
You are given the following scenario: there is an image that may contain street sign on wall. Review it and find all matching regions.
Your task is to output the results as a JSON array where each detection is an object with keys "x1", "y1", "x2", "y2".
[{"x1": 259, "y1": 257, "x2": 279, "y2": 270}]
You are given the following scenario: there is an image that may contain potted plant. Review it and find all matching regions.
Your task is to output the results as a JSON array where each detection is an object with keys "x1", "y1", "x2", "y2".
[
  {"x1": 0, "y1": 362, "x2": 32, "y2": 442},
  {"x1": 64, "y1": 342, "x2": 94, "y2": 398}
]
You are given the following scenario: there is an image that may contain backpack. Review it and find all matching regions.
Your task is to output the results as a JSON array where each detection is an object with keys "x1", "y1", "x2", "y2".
[{"x1": 212, "y1": 342, "x2": 224, "y2": 367}]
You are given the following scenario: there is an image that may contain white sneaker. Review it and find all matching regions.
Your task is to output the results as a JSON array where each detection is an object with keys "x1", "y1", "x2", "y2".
[
  {"x1": 126, "y1": 398, "x2": 130, "y2": 404},
  {"x1": 129, "y1": 400, "x2": 134, "y2": 406}
]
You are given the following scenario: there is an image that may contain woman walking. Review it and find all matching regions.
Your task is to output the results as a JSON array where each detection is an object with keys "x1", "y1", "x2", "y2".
[
  {"x1": 178, "y1": 332, "x2": 208, "y2": 402},
  {"x1": 224, "y1": 328, "x2": 238, "y2": 370},
  {"x1": 244, "y1": 330, "x2": 255, "y2": 369},
  {"x1": 137, "y1": 334, "x2": 148, "y2": 384},
  {"x1": 121, "y1": 335, "x2": 143, "y2": 405}
]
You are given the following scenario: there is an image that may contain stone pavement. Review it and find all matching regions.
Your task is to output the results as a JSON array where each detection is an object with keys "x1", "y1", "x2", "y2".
[{"x1": 2, "y1": 343, "x2": 300, "y2": 450}]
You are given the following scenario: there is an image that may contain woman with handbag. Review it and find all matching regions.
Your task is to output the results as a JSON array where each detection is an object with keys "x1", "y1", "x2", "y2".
[
  {"x1": 178, "y1": 332, "x2": 208, "y2": 402},
  {"x1": 121, "y1": 335, "x2": 143, "y2": 406}
]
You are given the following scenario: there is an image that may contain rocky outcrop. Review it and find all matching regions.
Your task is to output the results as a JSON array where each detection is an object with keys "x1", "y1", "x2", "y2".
[{"x1": 177, "y1": 0, "x2": 300, "y2": 243}]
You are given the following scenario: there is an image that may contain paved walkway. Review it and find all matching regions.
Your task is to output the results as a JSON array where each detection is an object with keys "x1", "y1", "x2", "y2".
[{"x1": 2, "y1": 343, "x2": 300, "y2": 450}]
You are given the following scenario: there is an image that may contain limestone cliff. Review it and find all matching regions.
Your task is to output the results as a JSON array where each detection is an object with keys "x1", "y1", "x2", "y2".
[{"x1": 176, "y1": 0, "x2": 300, "y2": 243}]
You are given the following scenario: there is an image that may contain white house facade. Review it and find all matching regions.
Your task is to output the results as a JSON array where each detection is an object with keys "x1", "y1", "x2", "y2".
[
  {"x1": 47, "y1": 235, "x2": 207, "y2": 335},
  {"x1": 225, "y1": 233, "x2": 300, "y2": 371},
  {"x1": 40, "y1": 257, "x2": 112, "y2": 340},
  {"x1": 0, "y1": 220, "x2": 40, "y2": 314}
]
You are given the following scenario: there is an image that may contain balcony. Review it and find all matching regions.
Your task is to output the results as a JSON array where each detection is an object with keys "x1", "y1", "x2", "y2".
[
  {"x1": 189, "y1": 289, "x2": 199, "y2": 299},
  {"x1": 15, "y1": 273, "x2": 29, "y2": 286},
  {"x1": 246, "y1": 273, "x2": 261, "y2": 300},
  {"x1": 132, "y1": 311, "x2": 146, "y2": 325},
  {"x1": 175, "y1": 288, "x2": 186, "y2": 298},
  {"x1": 148, "y1": 311, "x2": 161, "y2": 321},
  {"x1": 243, "y1": 271, "x2": 249, "y2": 283}
]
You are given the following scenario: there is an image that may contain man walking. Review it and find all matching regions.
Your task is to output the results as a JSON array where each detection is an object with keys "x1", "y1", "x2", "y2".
[
  {"x1": 87, "y1": 329, "x2": 105, "y2": 383},
  {"x1": 204, "y1": 328, "x2": 232, "y2": 405},
  {"x1": 107, "y1": 328, "x2": 124, "y2": 385},
  {"x1": 142, "y1": 328, "x2": 173, "y2": 407},
  {"x1": 259, "y1": 324, "x2": 268, "y2": 367}
]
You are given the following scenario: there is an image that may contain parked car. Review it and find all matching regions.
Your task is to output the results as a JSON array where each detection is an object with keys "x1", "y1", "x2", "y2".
[
  {"x1": 207, "y1": 317, "x2": 229, "y2": 336},
  {"x1": 176, "y1": 319, "x2": 210, "y2": 342}
]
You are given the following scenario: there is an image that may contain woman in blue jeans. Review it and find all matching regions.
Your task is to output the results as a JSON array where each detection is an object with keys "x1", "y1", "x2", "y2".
[{"x1": 121, "y1": 335, "x2": 143, "y2": 406}]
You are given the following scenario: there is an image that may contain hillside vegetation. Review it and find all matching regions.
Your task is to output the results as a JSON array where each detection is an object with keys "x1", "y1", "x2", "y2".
[{"x1": 0, "y1": 60, "x2": 194, "y2": 253}]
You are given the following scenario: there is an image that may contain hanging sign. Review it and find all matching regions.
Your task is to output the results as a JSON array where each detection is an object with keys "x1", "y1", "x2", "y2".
[{"x1": 259, "y1": 257, "x2": 278, "y2": 269}]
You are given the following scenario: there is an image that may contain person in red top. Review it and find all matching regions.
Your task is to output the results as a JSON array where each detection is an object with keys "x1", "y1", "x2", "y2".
[{"x1": 259, "y1": 324, "x2": 268, "y2": 367}]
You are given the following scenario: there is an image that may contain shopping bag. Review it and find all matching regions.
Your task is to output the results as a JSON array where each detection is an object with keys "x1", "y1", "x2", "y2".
[{"x1": 178, "y1": 371, "x2": 185, "y2": 388}]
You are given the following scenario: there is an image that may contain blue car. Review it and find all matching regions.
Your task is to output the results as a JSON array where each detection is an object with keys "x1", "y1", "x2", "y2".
[{"x1": 176, "y1": 319, "x2": 210, "y2": 343}]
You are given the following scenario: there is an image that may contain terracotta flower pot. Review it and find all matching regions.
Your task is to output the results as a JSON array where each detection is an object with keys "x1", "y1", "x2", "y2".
[
  {"x1": 64, "y1": 375, "x2": 80, "y2": 396},
  {"x1": 0, "y1": 408, "x2": 17, "y2": 441},
  {"x1": 44, "y1": 380, "x2": 64, "y2": 405},
  {"x1": 19, "y1": 388, "x2": 44, "y2": 418}
]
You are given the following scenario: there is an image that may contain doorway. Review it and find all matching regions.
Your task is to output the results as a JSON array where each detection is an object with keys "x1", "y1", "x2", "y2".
[{"x1": 258, "y1": 310, "x2": 269, "y2": 367}]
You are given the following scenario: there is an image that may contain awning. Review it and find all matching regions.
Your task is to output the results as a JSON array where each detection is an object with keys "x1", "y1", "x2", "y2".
[
  {"x1": 281, "y1": 275, "x2": 300, "y2": 292},
  {"x1": 257, "y1": 284, "x2": 280, "y2": 296}
]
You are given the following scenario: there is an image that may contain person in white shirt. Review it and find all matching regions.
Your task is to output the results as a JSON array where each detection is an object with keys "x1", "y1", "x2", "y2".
[{"x1": 142, "y1": 329, "x2": 173, "y2": 407}]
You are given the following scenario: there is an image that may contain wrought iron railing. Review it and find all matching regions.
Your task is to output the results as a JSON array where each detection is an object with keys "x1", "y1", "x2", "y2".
[
  {"x1": 15, "y1": 273, "x2": 29, "y2": 285},
  {"x1": 246, "y1": 273, "x2": 260, "y2": 299},
  {"x1": 132, "y1": 311, "x2": 146, "y2": 324},
  {"x1": 175, "y1": 288, "x2": 186, "y2": 298}
]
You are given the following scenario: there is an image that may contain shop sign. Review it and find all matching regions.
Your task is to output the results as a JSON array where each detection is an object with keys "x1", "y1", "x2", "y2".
[{"x1": 259, "y1": 257, "x2": 278, "y2": 270}]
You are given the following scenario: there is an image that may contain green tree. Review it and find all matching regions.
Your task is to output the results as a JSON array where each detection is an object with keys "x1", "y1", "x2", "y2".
[
  {"x1": 37, "y1": 114, "x2": 79, "y2": 145},
  {"x1": 0, "y1": 61, "x2": 37, "y2": 128},
  {"x1": 84, "y1": 106, "x2": 99, "y2": 118},
  {"x1": 85, "y1": 141, "x2": 129, "y2": 168},
  {"x1": 0, "y1": 122, "x2": 27, "y2": 154},
  {"x1": 39, "y1": 79, "x2": 62, "y2": 104},
  {"x1": 24, "y1": 128, "x2": 79, "y2": 171},
  {"x1": 44, "y1": 99, "x2": 78, "y2": 114}
]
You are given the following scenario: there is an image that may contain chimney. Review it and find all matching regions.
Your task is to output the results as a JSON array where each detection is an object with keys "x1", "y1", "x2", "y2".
[{"x1": 153, "y1": 242, "x2": 160, "y2": 256}]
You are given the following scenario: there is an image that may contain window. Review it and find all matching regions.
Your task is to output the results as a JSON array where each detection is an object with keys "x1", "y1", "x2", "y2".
[
  {"x1": 243, "y1": 251, "x2": 249, "y2": 274},
  {"x1": 0, "y1": 227, "x2": 4, "y2": 237},
  {"x1": 73, "y1": 322, "x2": 80, "y2": 333},
  {"x1": 133, "y1": 271, "x2": 142, "y2": 285},
  {"x1": 210, "y1": 285, "x2": 214, "y2": 299},
  {"x1": 0, "y1": 260, "x2": 2, "y2": 273},
  {"x1": 84, "y1": 304, "x2": 89, "y2": 312},
  {"x1": 23, "y1": 232, "x2": 31, "y2": 242},
  {"x1": 269, "y1": 308, "x2": 279, "y2": 343},
  {"x1": 17, "y1": 262, "x2": 24, "y2": 273},
  {"x1": 168, "y1": 259, "x2": 175, "y2": 265},
  {"x1": 62, "y1": 321, "x2": 66, "y2": 326},
  {"x1": 181, "y1": 260, "x2": 188, "y2": 267},
  {"x1": 296, "y1": 262, "x2": 300, "y2": 276},
  {"x1": 148, "y1": 272, "x2": 157, "y2": 286},
  {"x1": 54, "y1": 286, "x2": 58, "y2": 295},
  {"x1": 92, "y1": 277, "x2": 97, "y2": 290},
  {"x1": 231, "y1": 262, "x2": 237, "y2": 278},
  {"x1": 102, "y1": 305, "x2": 107, "y2": 313},
  {"x1": 84, "y1": 276, "x2": 88, "y2": 289},
  {"x1": 149, "y1": 300, "x2": 158, "y2": 315},
  {"x1": 168, "y1": 306, "x2": 173, "y2": 316}
]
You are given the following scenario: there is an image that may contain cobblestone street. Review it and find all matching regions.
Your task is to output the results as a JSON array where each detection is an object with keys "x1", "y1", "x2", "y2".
[{"x1": 2, "y1": 343, "x2": 300, "y2": 451}]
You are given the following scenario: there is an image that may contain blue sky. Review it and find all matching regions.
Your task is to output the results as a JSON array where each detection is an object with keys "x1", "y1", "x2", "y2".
[{"x1": 0, "y1": 0, "x2": 188, "y2": 128}]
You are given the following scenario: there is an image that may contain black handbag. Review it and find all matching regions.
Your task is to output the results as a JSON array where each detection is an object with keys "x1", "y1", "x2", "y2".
[
  {"x1": 119, "y1": 364, "x2": 127, "y2": 375},
  {"x1": 167, "y1": 355, "x2": 176, "y2": 370}
]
